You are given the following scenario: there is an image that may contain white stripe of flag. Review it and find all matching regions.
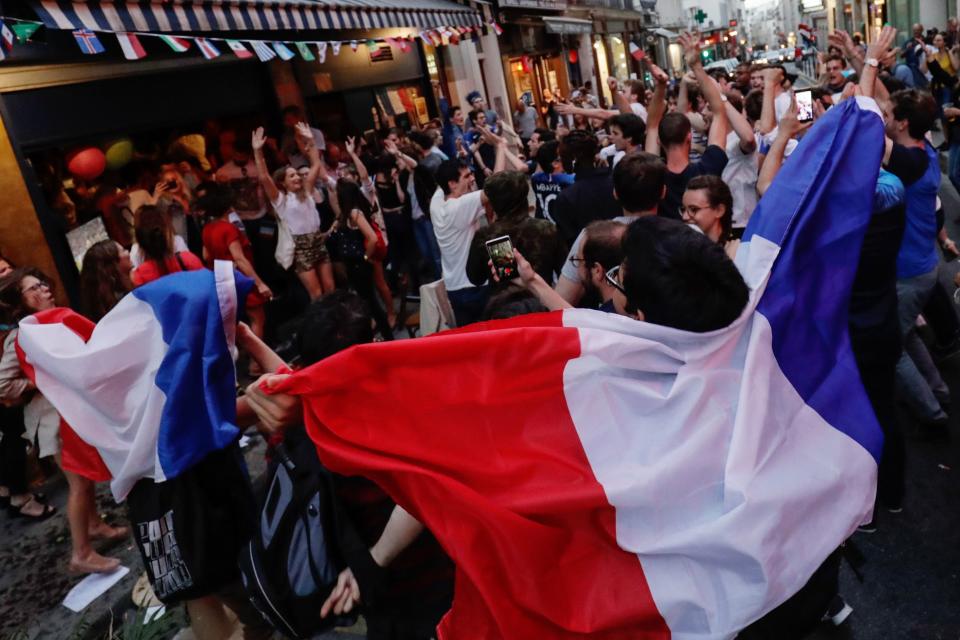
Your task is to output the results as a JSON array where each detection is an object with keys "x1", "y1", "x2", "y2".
[
  {"x1": 116, "y1": 32, "x2": 147, "y2": 60},
  {"x1": 196, "y1": 37, "x2": 221, "y2": 59}
]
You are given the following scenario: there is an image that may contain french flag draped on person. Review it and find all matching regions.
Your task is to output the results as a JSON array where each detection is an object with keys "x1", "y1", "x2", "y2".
[
  {"x1": 276, "y1": 97, "x2": 887, "y2": 639},
  {"x1": 17, "y1": 262, "x2": 251, "y2": 501}
]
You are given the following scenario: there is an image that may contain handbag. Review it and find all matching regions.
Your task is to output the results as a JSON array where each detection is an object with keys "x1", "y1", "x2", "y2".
[{"x1": 275, "y1": 215, "x2": 295, "y2": 270}]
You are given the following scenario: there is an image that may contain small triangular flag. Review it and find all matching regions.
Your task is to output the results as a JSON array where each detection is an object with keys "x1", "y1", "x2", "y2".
[
  {"x1": 273, "y1": 42, "x2": 295, "y2": 60},
  {"x1": 385, "y1": 37, "x2": 398, "y2": 48},
  {"x1": 11, "y1": 22, "x2": 41, "y2": 44},
  {"x1": 196, "y1": 37, "x2": 221, "y2": 59},
  {"x1": 349, "y1": 40, "x2": 358, "y2": 52},
  {"x1": 0, "y1": 20, "x2": 15, "y2": 52},
  {"x1": 295, "y1": 42, "x2": 314, "y2": 61},
  {"x1": 72, "y1": 29, "x2": 105, "y2": 55},
  {"x1": 629, "y1": 41, "x2": 645, "y2": 61},
  {"x1": 227, "y1": 39, "x2": 254, "y2": 59},
  {"x1": 365, "y1": 39, "x2": 377, "y2": 50},
  {"x1": 316, "y1": 41, "x2": 327, "y2": 63},
  {"x1": 331, "y1": 41, "x2": 341, "y2": 56},
  {"x1": 490, "y1": 21, "x2": 503, "y2": 36},
  {"x1": 251, "y1": 41, "x2": 277, "y2": 62},
  {"x1": 159, "y1": 35, "x2": 190, "y2": 52},
  {"x1": 399, "y1": 39, "x2": 411, "y2": 53},
  {"x1": 116, "y1": 32, "x2": 146, "y2": 60}
]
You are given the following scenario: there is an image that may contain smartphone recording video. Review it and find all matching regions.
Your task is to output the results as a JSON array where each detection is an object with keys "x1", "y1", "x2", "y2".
[
  {"x1": 795, "y1": 90, "x2": 814, "y2": 123},
  {"x1": 485, "y1": 235, "x2": 519, "y2": 281}
]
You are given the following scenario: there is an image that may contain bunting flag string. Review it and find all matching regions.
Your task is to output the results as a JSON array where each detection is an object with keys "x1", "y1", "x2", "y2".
[{"x1": 0, "y1": 16, "x2": 502, "y2": 64}]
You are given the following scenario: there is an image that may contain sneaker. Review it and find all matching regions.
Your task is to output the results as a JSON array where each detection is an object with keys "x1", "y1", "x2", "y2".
[
  {"x1": 856, "y1": 520, "x2": 877, "y2": 534},
  {"x1": 887, "y1": 506, "x2": 903, "y2": 514},
  {"x1": 822, "y1": 595, "x2": 853, "y2": 626}
]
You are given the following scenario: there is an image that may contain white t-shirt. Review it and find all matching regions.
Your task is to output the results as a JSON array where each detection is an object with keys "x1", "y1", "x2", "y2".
[
  {"x1": 630, "y1": 102, "x2": 649, "y2": 124},
  {"x1": 559, "y1": 214, "x2": 635, "y2": 284},
  {"x1": 273, "y1": 192, "x2": 320, "y2": 235},
  {"x1": 722, "y1": 130, "x2": 759, "y2": 229},
  {"x1": 430, "y1": 188, "x2": 485, "y2": 292},
  {"x1": 131, "y1": 235, "x2": 189, "y2": 267}
]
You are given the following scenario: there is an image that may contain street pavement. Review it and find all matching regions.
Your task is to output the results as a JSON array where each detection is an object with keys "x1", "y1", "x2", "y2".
[{"x1": 2, "y1": 175, "x2": 960, "y2": 640}]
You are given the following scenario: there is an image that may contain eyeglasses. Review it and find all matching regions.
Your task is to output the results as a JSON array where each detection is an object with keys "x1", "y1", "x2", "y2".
[
  {"x1": 21, "y1": 281, "x2": 50, "y2": 296},
  {"x1": 679, "y1": 204, "x2": 713, "y2": 216},
  {"x1": 605, "y1": 265, "x2": 626, "y2": 295},
  {"x1": 568, "y1": 256, "x2": 586, "y2": 266}
]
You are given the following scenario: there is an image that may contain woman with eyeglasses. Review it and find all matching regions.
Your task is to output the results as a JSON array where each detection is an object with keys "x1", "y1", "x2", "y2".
[
  {"x1": 681, "y1": 175, "x2": 739, "y2": 259},
  {"x1": 0, "y1": 268, "x2": 127, "y2": 572}
]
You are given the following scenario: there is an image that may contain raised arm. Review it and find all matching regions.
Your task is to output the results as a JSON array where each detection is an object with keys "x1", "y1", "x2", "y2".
[
  {"x1": 757, "y1": 100, "x2": 811, "y2": 197},
  {"x1": 645, "y1": 62, "x2": 670, "y2": 154},
  {"x1": 608, "y1": 76, "x2": 633, "y2": 115},
  {"x1": 860, "y1": 26, "x2": 897, "y2": 100},
  {"x1": 384, "y1": 138, "x2": 417, "y2": 171},
  {"x1": 295, "y1": 122, "x2": 323, "y2": 195},
  {"x1": 345, "y1": 136, "x2": 369, "y2": 183},
  {"x1": 681, "y1": 32, "x2": 727, "y2": 147},
  {"x1": 252, "y1": 127, "x2": 280, "y2": 204},
  {"x1": 482, "y1": 127, "x2": 526, "y2": 173},
  {"x1": 726, "y1": 100, "x2": 757, "y2": 154},
  {"x1": 758, "y1": 68, "x2": 781, "y2": 135},
  {"x1": 555, "y1": 102, "x2": 618, "y2": 121}
]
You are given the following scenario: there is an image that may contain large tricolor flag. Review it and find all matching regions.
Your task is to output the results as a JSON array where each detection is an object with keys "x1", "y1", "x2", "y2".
[
  {"x1": 275, "y1": 97, "x2": 886, "y2": 638},
  {"x1": 17, "y1": 263, "x2": 251, "y2": 501}
]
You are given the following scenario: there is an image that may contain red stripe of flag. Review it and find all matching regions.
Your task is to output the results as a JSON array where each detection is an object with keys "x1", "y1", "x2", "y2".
[{"x1": 280, "y1": 312, "x2": 671, "y2": 638}]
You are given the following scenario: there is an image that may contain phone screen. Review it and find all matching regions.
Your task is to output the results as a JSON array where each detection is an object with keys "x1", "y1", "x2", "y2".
[
  {"x1": 485, "y1": 235, "x2": 519, "y2": 281},
  {"x1": 795, "y1": 90, "x2": 814, "y2": 123}
]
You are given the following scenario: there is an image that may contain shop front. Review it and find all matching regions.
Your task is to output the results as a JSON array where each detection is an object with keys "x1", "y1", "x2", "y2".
[
  {"x1": 495, "y1": 0, "x2": 572, "y2": 122},
  {"x1": 0, "y1": 0, "x2": 483, "y2": 300}
]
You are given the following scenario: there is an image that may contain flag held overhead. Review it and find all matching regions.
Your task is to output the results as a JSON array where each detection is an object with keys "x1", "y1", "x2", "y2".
[{"x1": 275, "y1": 98, "x2": 886, "y2": 639}]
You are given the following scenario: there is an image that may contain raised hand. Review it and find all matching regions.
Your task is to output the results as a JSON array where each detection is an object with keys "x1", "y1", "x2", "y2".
[
  {"x1": 251, "y1": 127, "x2": 266, "y2": 152},
  {"x1": 866, "y1": 25, "x2": 897, "y2": 62},
  {"x1": 780, "y1": 97, "x2": 813, "y2": 139},
  {"x1": 294, "y1": 121, "x2": 313, "y2": 140},
  {"x1": 607, "y1": 76, "x2": 620, "y2": 93},
  {"x1": 345, "y1": 136, "x2": 356, "y2": 156},
  {"x1": 679, "y1": 31, "x2": 702, "y2": 68},
  {"x1": 648, "y1": 62, "x2": 670, "y2": 85}
]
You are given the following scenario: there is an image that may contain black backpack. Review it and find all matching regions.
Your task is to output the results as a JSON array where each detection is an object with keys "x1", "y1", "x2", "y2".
[{"x1": 238, "y1": 430, "x2": 377, "y2": 638}]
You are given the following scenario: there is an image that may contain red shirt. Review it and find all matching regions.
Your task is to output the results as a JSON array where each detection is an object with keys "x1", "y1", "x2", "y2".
[
  {"x1": 202, "y1": 219, "x2": 253, "y2": 268},
  {"x1": 131, "y1": 251, "x2": 205, "y2": 286}
]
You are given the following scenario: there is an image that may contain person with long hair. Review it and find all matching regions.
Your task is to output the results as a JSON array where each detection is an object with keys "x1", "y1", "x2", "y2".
[
  {"x1": 0, "y1": 255, "x2": 53, "y2": 520},
  {"x1": 79, "y1": 241, "x2": 134, "y2": 321},
  {"x1": 682, "y1": 175, "x2": 738, "y2": 258},
  {"x1": 253, "y1": 123, "x2": 330, "y2": 300},
  {"x1": 344, "y1": 135, "x2": 395, "y2": 327},
  {"x1": 197, "y1": 183, "x2": 274, "y2": 340},
  {"x1": 328, "y1": 180, "x2": 394, "y2": 340},
  {"x1": 131, "y1": 205, "x2": 204, "y2": 286},
  {"x1": 0, "y1": 268, "x2": 126, "y2": 572}
]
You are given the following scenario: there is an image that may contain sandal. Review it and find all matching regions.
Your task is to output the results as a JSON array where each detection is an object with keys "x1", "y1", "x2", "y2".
[{"x1": 7, "y1": 497, "x2": 57, "y2": 520}]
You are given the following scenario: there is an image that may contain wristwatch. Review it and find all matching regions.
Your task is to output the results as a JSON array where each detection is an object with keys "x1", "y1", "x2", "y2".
[{"x1": 865, "y1": 57, "x2": 879, "y2": 68}]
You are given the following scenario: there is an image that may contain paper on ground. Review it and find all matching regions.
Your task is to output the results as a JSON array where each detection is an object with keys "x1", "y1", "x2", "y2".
[{"x1": 62, "y1": 565, "x2": 130, "y2": 612}]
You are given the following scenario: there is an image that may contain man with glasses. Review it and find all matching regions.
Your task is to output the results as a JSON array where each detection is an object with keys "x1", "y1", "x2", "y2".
[{"x1": 557, "y1": 152, "x2": 666, "y2": 306}]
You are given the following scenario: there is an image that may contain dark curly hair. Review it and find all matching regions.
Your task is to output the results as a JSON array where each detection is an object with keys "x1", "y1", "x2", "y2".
[{"x1": 0, "y1": 267, "x2": 55, "y2": 324}]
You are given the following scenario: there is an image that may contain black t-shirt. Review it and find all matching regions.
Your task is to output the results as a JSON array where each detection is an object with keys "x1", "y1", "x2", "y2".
[
  {"x1": 551, "y1": 168, "x2": 622, "y2": 246},
  {"x1": 660, "y1": 145, "x2": 729, "y2": 220},
  {"x1": 885, "y1": 144, "x2": 928, "y2": 187}
]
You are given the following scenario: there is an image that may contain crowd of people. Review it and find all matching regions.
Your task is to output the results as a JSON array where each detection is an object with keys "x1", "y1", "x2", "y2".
[{"x1": 2, "y1": 18, "x2": 960, "y2": 640}]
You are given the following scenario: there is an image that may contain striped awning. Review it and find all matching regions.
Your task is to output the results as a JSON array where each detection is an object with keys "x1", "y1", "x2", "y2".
[{"x1": 31, "y1": 0, "x2": 483, "y2": 34}]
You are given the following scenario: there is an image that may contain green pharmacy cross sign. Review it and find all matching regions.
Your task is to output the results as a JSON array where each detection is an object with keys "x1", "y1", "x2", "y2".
[{"x1": 695, "y1": 9, "x2": 707, "y2": 23}]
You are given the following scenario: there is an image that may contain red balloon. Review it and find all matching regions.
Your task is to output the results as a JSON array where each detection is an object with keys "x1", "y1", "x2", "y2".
[{"x1": 66, "y1": 147, "x2": 107, "y2": 181}]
